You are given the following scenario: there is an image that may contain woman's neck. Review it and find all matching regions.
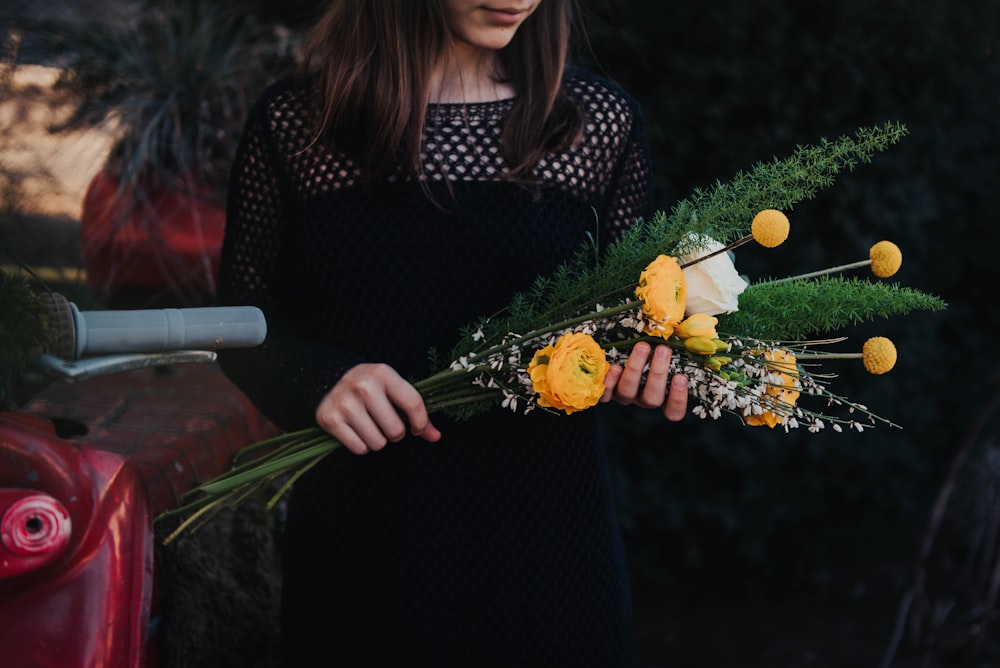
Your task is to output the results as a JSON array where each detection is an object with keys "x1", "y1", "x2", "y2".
[{"x1": 428, "y1": 43, "x2": 514, "y2": 104}]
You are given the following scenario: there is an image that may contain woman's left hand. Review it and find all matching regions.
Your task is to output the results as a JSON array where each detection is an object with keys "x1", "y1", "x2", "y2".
[{"x1": 600, "y1": 341, "x2": 688, "y2": 421}]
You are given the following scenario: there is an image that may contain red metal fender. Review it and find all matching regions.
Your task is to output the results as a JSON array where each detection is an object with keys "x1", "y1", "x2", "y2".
[
  {"x1": 0, "y1": 364, "x2": 279, "y2": 668},
  {"x1": 0, "y1": 413, "x2": 153, "y2": 668}
]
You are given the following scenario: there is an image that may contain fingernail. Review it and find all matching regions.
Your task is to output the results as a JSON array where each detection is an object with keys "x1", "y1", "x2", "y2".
[{"x1": 654, "y1": 346, "x2": 669, "y2": 362}]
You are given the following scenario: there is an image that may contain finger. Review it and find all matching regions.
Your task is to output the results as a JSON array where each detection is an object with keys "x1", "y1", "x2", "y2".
[
  {"x1": 662, "y1": 373, "x2": 689, "y2": 422},
  {"x1": 412, "y1": 419, "x2": 442, "y2": 443},
  {"x1": 344, "y1": 408, "x2": 394, "y2": 451},
  {"x1": 327, "y1": 388, "x2": 401, "y2": 452},
  {"x1": 615, "y1": 342, "x2": 651, "y2": 402},
  {"x1": 638, "y1": 345, "x2": 672, "y2": 408},
  {"x1": 334, "y1": 427, "x2": 372, "y2": 456},
  {"x1": 315, "y1": 398, "x2": 367, "y2": 455},
  {"x1": 384, "y1": 384, "x2": 439, "y2": 442},
  {"x1": 317, "y1": 409, "x2": 371, "y2": 455},
  {"x1": 363, "y1": 395, "x2": 410, "y2": 446},
  {"x1": 600, "y1": 365, "x2": 624, "y2": 403}
]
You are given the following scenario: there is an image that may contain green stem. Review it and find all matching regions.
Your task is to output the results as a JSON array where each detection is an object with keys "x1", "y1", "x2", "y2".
[
  {"x1": 796, "y1": 352, "x2": 862, "y2": 360},
  {"x1": 761, "y1": 260, "x2": 871, "y2": 285},
  {"x1": 678, "y1": 234, "x2": 754, "y2": 269},
  {"x1": 195, "y1": 441, "x2": 339, "y2": 496},
  {"x1": 232, "y1": 427, "x2": 324, "y2": 464}
]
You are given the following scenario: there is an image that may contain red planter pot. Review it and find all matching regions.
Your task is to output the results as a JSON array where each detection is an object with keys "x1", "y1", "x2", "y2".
[{"x1": 81, "y1": 170, "x2": 225, "y2": 308}]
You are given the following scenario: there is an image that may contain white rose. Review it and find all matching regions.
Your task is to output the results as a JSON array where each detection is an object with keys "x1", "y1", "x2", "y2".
[{"x1": 679, "y1": 234, "x2": 749, "y2": 316}]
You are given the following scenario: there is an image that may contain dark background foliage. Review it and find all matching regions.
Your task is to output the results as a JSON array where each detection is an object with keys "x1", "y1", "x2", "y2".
[
  {"x1": 579, "y1": 0, "x2": 998, "y2": 579},
  {"x1": 569, "y1": 1, "x2": 999, "y2": 663}
]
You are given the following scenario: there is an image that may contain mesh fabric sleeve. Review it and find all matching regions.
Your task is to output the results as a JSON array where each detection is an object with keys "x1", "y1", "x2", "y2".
[
  {"x1": 598, "y1": 94, "x2": 655, "y2": 243},
  {"x1": 216, "y1": 97, "x2": 363, "y2": 431}
]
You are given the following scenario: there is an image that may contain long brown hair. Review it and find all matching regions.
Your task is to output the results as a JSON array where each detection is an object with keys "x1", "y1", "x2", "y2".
[{"x1": 301, "y1": 0, "x2": 583, "y2": 186}]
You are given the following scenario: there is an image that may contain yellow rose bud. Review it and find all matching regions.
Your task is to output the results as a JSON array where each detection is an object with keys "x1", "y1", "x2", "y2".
[
  {"x1": 869, "y1": 241, "x2": 902, "y2": 278},
  {"x1": 705, "y1": 355, "x2": 732, "y2": 371},
  {"x1": 684, "y1": 336, "x2": 719, "y2": 356},
  {"x1": 675, "y1": 313, "x2": 719, "y2": 340},
  {"x1": 705, "y1": 356, "x2": 724, "y2": 371},
  {"x1": 751, "y1": 209, "x2": 790, "y2": 248},
  {"x1": 862, "y1": 337, "x2": 897, "y2": 375}
]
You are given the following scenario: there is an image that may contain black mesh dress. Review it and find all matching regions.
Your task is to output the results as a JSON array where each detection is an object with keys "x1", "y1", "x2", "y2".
[{"x1": 217, "y1": 67, "x2": 654, "y2": 667}]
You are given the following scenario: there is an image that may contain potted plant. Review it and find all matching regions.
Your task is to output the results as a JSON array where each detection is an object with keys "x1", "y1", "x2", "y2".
[{"x1": 51, "y1": 2, "x2": 299, "y2": 308}]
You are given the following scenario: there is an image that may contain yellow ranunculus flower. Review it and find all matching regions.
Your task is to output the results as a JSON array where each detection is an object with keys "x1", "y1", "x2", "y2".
[
  {"x1": 675, "y1": 313, "x2": 719, "y2": 340},
  {"x1": 635, "y1": 255, "x2": 687, "y2": 339},
  {"x1": 528, "y1": 344, "x2": 555, "y2": 401},
  {"x1": 745, "y1": 349, "x2": 801, "y2": 428},
  {"x1": 527, "y1": 332, "x2": 610, "y2": 415}
]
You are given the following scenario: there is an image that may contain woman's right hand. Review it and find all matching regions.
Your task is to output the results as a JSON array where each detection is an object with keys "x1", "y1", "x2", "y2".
[{"x1": 315, "y1": 363, "x2": 441, "y2": 455}]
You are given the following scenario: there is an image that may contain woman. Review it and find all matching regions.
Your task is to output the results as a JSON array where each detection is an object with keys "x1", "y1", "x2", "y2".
[{"x1": 218, "y1": 1, "x2": 688, "y2": 664}]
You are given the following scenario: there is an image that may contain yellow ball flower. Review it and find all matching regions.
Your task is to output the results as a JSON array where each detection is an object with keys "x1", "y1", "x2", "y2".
[
  {"x1": 635, "y1": 255, "x2": 687, "y2": 338},
  {"x1": 869, "y1": 241, "x2": 902, "y2": 278},
  {"x1": 675, "y1": 313, "x2": 719, "y2": 340},
  {"x1": 527, "y1": 332, "x2": 610, "y2": 414},
  {"x1": 751, "y1": 209, "x2": 790, "y2": 248},
  {"x1": 862, "y1": 337, "x2": 897, "y2": 375}
]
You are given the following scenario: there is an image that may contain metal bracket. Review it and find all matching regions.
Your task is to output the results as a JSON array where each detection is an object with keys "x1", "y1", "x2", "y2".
[{"x1": 34, "y1": 351, "x2": 218, "y2": 382}]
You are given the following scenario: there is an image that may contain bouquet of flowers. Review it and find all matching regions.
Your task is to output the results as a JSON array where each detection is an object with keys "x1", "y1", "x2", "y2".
[{"x1": 160, "y1": 121, "x2": 945, "y2": 542}]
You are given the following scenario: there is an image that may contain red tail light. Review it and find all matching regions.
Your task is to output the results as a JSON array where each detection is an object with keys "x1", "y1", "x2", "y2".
[{"x1": 0, "y1": 492, "x2": 72, "y2": 577}]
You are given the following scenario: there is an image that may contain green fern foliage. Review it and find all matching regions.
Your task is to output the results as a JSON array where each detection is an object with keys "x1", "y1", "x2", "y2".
[{"x1": 717, "y1": 277, "x2": 947, "y2": 341}]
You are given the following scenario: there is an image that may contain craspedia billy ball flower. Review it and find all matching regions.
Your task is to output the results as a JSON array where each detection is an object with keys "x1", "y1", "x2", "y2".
[
  {"x1": 862, "y1": 337, "x2": 897, "y2": 375},
  {"x1": 869, "y1": 241, "x2": 902, "y2": 278},
  {"x1": 751, "y1": 209, "x2": 790, "y2": 248}
]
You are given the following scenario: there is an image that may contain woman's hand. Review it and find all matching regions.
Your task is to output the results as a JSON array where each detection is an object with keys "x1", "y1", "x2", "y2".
[
  {"x1": 600, "y1": 342, "x2": 688, "y2": 421},
  {"x1": 315, "y1": 363, "x2": 441, "y2": 455}
]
